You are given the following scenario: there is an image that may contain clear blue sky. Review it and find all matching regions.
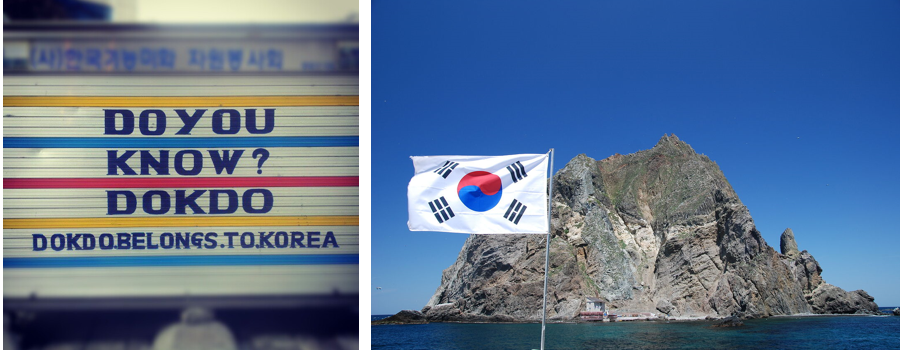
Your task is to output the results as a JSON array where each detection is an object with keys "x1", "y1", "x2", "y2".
[{"x1": 372, "y1": 0, "x2": 900, "y2": 314}]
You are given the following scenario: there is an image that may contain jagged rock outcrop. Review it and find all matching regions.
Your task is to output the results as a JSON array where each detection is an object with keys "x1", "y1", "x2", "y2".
[
  {"x1": 780, "y1": 228, "x2": 800, "y2": 259},
  {"x1": 422, "y1": 134, "x2": 878, "y2": 322},
  {"x1": 372, "y1": 310, "x2": 428, "y2": 325},
  {"x1": 784, "y1": 247, "x2": 878, "y2": 314},
  {"x1": 656, "y1": 299, "x2": 675, "y2": 314},
  {"x1": 712, "y1": 316, "x2": 744, "y2": 327},
  {"x1": 806, "y1": 285, "x2": 877, "y2": 314}
]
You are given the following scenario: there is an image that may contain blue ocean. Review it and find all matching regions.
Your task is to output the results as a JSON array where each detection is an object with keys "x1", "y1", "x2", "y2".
[{"x1": 372, "y1": 309, "x2": 900, "y2": 349}]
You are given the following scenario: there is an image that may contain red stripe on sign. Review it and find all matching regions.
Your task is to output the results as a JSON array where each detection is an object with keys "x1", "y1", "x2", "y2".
[{"x1": 4, "y1": 177, "x2": 359, "y2": 189}]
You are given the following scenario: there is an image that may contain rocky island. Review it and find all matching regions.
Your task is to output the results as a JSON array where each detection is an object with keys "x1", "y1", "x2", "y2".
[{"x1": 396, "y1": 135, "x2": 878, "y2": 324}]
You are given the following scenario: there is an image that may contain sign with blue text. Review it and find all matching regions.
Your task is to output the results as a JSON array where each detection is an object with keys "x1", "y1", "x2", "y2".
[{"x1": 3, "y1": 25, "x2": 359, "y2": 299}]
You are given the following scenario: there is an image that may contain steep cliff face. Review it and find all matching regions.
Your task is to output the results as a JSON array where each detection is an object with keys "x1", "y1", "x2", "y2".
[{"x1": 423, "y1": 135, "x2": 878, "y2": 321}]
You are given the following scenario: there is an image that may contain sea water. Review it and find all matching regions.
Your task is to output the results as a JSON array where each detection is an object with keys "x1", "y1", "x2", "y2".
[{"x1": 372, "y1": 311, "x2": 900, "y2": 349}]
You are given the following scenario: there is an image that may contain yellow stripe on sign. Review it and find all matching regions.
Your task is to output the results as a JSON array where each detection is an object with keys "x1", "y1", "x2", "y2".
[
  {"x1": 4, "y1": 216, "x2": 359, "y2": 229},
  {"x1": 3, "y1": 96, "x2": 359, "y2": 107}
]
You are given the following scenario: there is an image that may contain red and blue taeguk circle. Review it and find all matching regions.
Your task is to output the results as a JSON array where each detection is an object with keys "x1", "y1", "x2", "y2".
[{"x1": 457, "y1": 171, "x2": 503, "y2": 212}]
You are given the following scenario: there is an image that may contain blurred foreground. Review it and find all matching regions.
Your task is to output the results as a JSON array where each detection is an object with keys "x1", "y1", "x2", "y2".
[{"x1": 5, "y1": 303, "x2": 358, "y2": 350}]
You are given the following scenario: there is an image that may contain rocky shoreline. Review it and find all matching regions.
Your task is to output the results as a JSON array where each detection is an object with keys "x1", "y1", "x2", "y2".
[{"x1": 373, "y1": 309, "x2": 896, "y2": 326}]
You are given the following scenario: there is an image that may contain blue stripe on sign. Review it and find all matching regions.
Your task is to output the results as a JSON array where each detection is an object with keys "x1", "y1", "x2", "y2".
[
  {"x1": 3, "y1": 136, "x2": 359, "y2": 148},
  {"x1": 3, "y1": 254, "x2": 359, "y2": 268}
]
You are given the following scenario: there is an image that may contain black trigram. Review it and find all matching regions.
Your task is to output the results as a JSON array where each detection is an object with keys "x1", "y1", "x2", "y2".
[
  {"x1": 434, "y1": 161, "x2": 459, "y2": 179},
  {"x1": 506, "y1": 161, "x2": 528, "y2": 183},
  {"x1": 503, "y1": 199, "x2": 527, "y2": 224},
  {"x1": 429, "y1": 196, "x2": 455, "y2": 223}
]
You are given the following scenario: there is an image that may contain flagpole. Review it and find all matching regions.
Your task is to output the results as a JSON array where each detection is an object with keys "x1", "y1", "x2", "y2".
[{"x1": 540, "y1": 148, "x2": 554, "y2": 350}]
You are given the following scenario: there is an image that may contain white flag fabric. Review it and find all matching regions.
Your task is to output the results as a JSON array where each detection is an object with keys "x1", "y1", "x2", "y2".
[{"x1": 408, "y1": 153, "x2": 549, "y2": 234}]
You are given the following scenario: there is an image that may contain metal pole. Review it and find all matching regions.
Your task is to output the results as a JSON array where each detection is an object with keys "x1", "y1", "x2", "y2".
[{"x1": 540, "y1": 148, "x2": 554, "y2": 350}]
